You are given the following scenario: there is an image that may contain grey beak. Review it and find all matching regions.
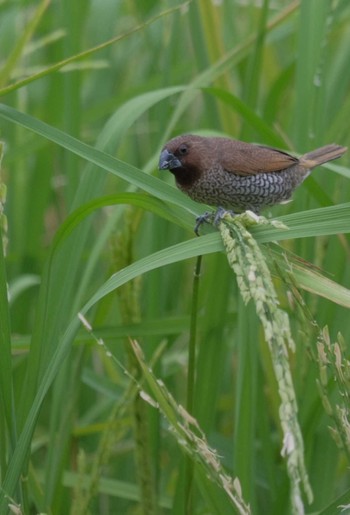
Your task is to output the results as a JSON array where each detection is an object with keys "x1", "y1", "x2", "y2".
[{"x1": 159, "y1": 149, "x2": 182, "y2": 170}]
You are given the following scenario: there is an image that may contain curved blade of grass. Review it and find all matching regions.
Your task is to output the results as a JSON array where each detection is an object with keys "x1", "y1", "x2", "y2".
[
  {"x1": 49, "y1": 198, "x2": 350, "y2": 313},
  {"x1": 49, "y1": 193, "x2": 193, "y2": 255},
  {"x1": 78, "y1": 213, "x2": 350, "y2": 313},
  {"x1": 8, "y1": 275, "x2": 40, "y2": 304},
  {"x1": 292, "y1": 264, "x2": 350, "y2": 308},
  {"x1": 258, "y1": 203, "x2": 350, "y2": 241},
  {"x1": 95, "y1": 86, "x2": 187, "y2": 154},
  {"x1": 0, "y1": 103, "x2": 199, "y2": 214}
]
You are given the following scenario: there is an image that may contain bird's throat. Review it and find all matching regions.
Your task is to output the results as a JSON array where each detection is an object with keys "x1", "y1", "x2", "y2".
[{"x1": 170, "y1": 166, "x2": 200, "y2": 187}]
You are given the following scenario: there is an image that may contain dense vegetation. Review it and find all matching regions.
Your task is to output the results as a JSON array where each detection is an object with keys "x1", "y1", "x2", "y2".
[{"x1": 1, "y1": 1, "x2": 350, "y2": 514}]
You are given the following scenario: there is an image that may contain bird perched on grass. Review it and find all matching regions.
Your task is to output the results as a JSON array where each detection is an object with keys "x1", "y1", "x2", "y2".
[{"x1": 159, "y1": 134, "x2": 347, "y2": 231}]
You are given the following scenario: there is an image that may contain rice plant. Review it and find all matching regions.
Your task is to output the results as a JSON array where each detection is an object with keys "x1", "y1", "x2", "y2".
[{"x1": 0, "y1": 1, "x2": 350, "y2": 514}]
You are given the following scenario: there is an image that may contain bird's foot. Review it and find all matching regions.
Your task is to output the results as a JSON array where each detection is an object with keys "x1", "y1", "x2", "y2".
[
  {"x1": 194, "y1": 208, "x2": 235, "y2": 235},
  {"x1": 213, "y1": 207, "x2": 235, "y2": 227},
  {"x1": 194, "y1": 211, "x2": 213, "y2": 236}
]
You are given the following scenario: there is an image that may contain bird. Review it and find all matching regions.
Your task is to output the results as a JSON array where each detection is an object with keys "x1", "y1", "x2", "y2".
[{"x1": 159, "y1": 134, "x2": 347, "y2": 230}]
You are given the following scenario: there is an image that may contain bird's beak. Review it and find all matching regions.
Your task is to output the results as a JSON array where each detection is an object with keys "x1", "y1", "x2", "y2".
[{"x1": 159, "y1": 149, "x2": 182, "y2": 170}]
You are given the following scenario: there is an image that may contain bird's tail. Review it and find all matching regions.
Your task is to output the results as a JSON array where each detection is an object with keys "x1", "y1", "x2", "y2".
[{"x1": 301, "y1": 144, "x2": 347, "y2": 169}]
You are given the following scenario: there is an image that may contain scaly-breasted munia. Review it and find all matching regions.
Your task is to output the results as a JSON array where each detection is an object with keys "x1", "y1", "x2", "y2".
[{"x1": 159, "y1": 135, "x2": 347, "y2": 215}]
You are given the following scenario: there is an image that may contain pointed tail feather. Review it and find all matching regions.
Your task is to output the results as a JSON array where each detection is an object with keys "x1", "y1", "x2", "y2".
[{"x1": 301, "y1": 144, "x2": 347, "y2": 169}]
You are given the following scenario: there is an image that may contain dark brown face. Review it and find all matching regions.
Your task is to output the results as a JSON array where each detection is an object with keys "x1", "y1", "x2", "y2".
[{"x1": 158, "y1": 135, "x2": 204, "y2": 186}]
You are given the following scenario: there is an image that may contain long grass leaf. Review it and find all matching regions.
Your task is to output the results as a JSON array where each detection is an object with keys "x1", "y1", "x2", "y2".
[{"x1": 0, "y1": 103, "x2": 198, "y2": 214}]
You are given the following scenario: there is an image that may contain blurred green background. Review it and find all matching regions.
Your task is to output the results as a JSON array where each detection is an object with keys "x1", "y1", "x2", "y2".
[{"x1": 1, "y1": 0, "x2": 350, "y2": 514}]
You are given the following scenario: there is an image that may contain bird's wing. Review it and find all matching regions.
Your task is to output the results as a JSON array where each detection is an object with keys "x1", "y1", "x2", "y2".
[{"x1": 218, "y1": 140, "x2": 298, "y2": 176}]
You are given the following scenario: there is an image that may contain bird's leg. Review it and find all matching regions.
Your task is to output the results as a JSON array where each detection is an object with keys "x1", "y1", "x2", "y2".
[
  {"x1": 194, "y1": 208, "x2": 236, "y2": 235},
  {"x1": 213, "y1": 207, "x2": 232, "y2": 226},
  {"x1": 194, "y1": 211, "x2": 214, "y2": 236},
  {"x1": 213, "y1": 207, "x2": 235, "y2": 227}
]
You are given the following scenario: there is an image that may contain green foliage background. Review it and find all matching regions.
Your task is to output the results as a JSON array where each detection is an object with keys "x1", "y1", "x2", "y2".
[{"x1": 1, "y1": 0, "x2": 350, "y2": 514}]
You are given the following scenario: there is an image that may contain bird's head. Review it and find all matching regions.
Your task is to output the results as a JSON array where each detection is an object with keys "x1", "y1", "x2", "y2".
[{"x1": 158, "y1": 135, "x2": 207, "y2": 185}]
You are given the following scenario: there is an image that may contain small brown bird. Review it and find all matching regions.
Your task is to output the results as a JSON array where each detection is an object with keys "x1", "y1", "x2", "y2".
[{"x1": 159, "y1": 134, "x2": 347, "y2": 217}]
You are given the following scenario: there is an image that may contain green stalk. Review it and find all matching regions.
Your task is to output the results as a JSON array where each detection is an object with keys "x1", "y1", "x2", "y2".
[
  {"x1": 184, "y1": 254, "x2": 203, "y2": 514},
  {"x1": 0, "y1": 0, "x2": 50, "y2": 87},
  {"x1": 187, "y1": 254, "x2": 203, "y2": 415},
  {"x1": 0, "y1": 1, "x2": 192, "y2": 97},
  {"x1": 0, "y1": 143, "x2": 19, "y2": 500}
]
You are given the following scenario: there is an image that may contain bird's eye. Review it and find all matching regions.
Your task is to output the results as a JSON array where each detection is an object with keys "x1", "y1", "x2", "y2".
[{"x1": 178, "y1": 144, "x2": 188, "y2": 155}]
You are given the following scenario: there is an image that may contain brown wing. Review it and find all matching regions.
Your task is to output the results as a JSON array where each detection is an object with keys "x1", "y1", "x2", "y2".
[{"x1": 215, "y1": 138, "x2": 298, "y2": 176}]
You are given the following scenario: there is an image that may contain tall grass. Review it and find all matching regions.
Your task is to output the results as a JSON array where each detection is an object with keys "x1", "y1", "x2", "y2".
[{"x1": 0, "y1": 0, "x2": 350, "y2": 514}]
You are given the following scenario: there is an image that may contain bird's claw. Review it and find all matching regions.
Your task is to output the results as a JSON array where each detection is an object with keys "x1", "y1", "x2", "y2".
[
  {"x1": 213, "y1": 207, "x2": 235, "y2": 226},
  {"x1": 194, "y1": 212, "x2": 213, "y2": 236},
  {"x1": 194, "y1": 208, "x2": 235, "y2": 235}
]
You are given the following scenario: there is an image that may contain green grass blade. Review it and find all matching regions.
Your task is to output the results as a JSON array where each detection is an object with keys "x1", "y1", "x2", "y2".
[
  {"x1": 0, "y1": 227, "x2": 16, "y2": 455},
  {"x1": 0, "y1": 103, "x2": 198, "y2": 214}
]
